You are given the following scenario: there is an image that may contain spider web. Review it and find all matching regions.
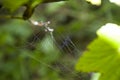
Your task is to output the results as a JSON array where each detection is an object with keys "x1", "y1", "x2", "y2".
[
  {"x1": 0, "y1": 2, "x2": 91, "y2": 80},
  {"x1": 25, "y1": 29, "x2": 82, "y2": 80},
  {"x1": 16, "y1": 7, "x2": 90, "y2": 80},
  {"x1": 19, "y1": 4, "x2": 91, "y2": 80},
  {"x1": 22, "y1": 22, "x2": 82, "y2": 80}
]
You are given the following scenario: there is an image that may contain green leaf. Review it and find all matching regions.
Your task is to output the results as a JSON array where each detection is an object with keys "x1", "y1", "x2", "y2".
[
  {"x1": 97, "y1": 23, "x2": 120, "y2": 48},
  {"x1": 75, "y1": 23, "x2": 120, "y2": 80}
]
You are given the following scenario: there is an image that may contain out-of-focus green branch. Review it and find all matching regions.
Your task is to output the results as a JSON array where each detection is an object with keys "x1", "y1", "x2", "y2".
[
  {"x1": 0, "y1": 0, "x2": 68, "y2": 20},
  {"x1": 43, "y1": 0, "x2": 67, "y2": 3},
  {"x1": 23, "y1": 0, "x2": 68, "y2": 20}
]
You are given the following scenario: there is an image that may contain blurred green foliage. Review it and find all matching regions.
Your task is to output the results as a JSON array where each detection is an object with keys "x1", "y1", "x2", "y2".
[
  {"x1": 0, "y1": 0, "x2": 120, "y2": 80},
  {"x1": 0, "y1": 0, "x2": 67, "y2": 19}
]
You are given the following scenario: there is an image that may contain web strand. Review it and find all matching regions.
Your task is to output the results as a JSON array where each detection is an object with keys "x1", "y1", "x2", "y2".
[{"x1": 9, "y1": 17, "x2": 82, "y2": 79}]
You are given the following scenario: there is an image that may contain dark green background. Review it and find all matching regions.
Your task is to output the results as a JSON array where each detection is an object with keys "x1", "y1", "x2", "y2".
[{"x1": 0, "y1": 0, "x2": 120, "y2": 80}]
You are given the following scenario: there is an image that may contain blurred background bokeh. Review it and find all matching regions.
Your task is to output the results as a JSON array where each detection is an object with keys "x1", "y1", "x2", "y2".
[{"x1": 0, "y1": 0, "x2": 120, "y2": 80}]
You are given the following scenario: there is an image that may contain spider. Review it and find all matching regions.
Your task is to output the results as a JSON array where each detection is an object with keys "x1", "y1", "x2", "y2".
[{"x1": 29, "y1": 19, "x2": 54, "y2": 32}]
